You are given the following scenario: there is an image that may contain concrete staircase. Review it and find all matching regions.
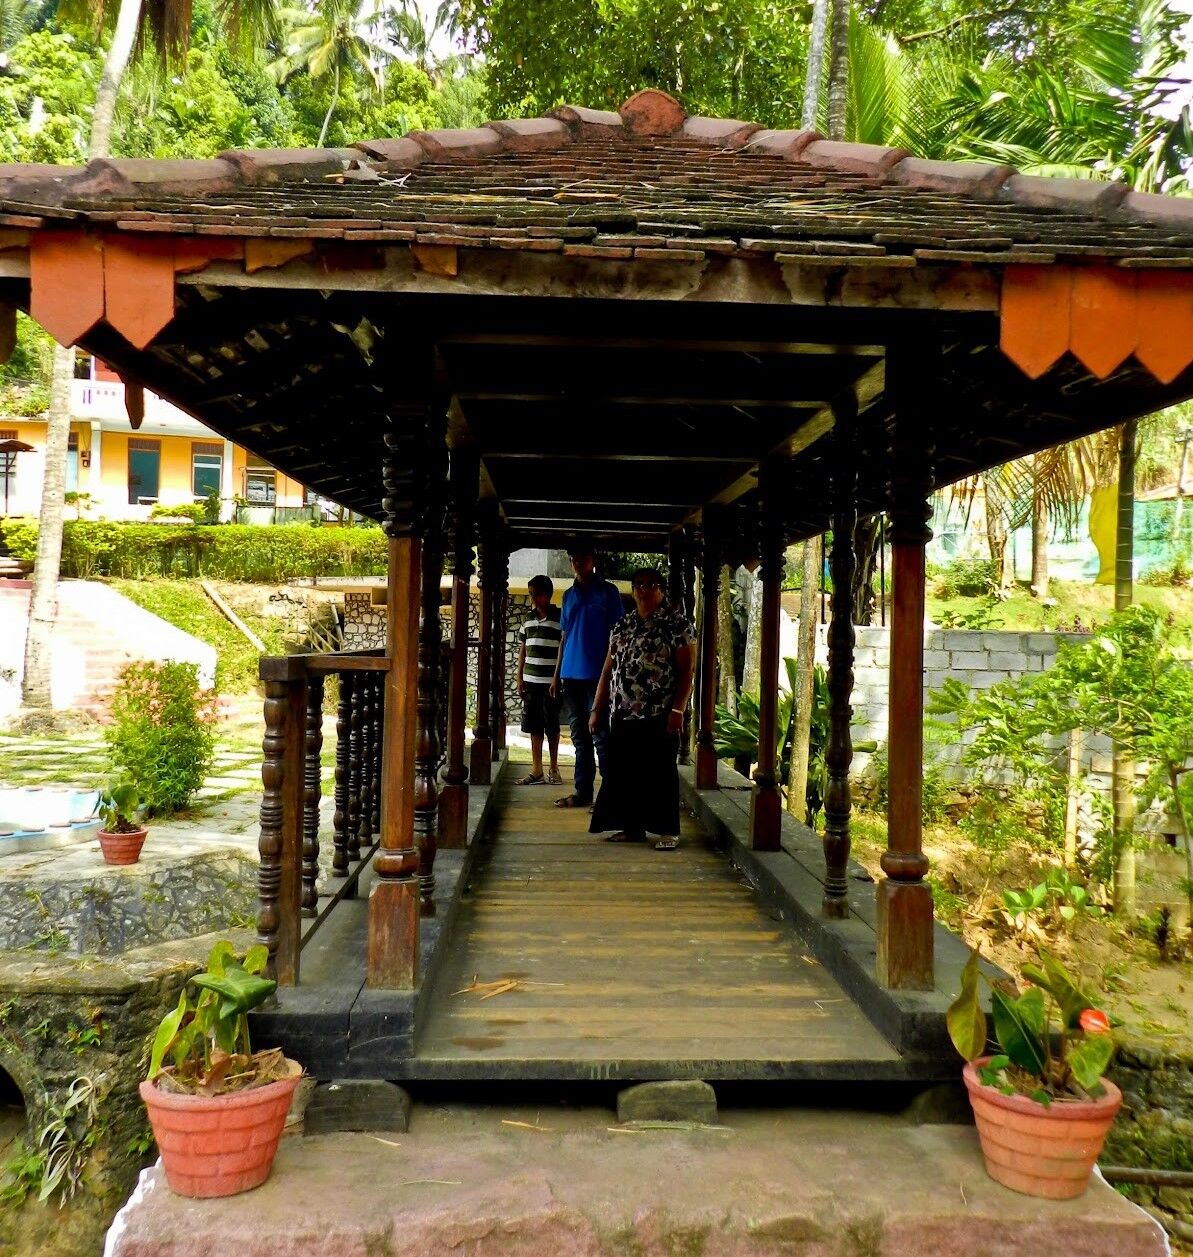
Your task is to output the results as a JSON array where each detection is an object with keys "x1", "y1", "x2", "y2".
[{"x1": 0, "y1": 581, "x2": 216, "y2": 720}]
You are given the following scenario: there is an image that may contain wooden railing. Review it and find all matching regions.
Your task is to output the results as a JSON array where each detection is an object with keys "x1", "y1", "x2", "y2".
[
  {"x1": 256, "y1": 650, "x2": 387, "y2": 985},
  {"x1": 256, "y1": 645, "x2": 456, "y2": 987}
]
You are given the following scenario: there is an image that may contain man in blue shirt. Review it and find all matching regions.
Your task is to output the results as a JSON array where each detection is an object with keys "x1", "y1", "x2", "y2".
[{"x1": 550, "y1": 545, "x2": 624, "y2": 808}]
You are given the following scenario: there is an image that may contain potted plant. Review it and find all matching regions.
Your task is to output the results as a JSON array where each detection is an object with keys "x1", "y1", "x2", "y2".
[
  {"x1": 947, "y1": 947, "x2": 1121, "y2": 1200},
  {"x1": 140, "y1": 941, "x2": 302, "y2": 1198},
  {"x1": 95, "y1": 777, "x2": 148, "y2": 865}
]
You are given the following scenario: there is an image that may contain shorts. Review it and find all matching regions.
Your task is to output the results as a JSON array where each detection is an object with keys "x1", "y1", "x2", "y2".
[{"x1": 520, "y1": 684, "x2": 561, "y2": 737}]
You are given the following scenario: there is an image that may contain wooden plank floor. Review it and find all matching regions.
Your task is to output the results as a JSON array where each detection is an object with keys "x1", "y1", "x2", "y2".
[{"x1": 414, "y1": 765, "x2": 900, "y2": 1075}]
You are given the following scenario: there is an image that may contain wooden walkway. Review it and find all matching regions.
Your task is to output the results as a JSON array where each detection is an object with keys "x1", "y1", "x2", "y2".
[{"x1": 414, "y1": 766, "x2": 901, "y2": 1077}]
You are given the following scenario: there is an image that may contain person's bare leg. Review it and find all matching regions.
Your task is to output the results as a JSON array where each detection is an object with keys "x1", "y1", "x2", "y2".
[
  {"x1": 547, "y1": 729, "x2": 560, "y2": 778},
  {"x1": 530, "y1": 732, "x2": 544, "y2": 778}
]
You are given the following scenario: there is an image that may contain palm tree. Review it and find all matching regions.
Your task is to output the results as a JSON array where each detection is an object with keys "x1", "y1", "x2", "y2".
[
  {"x1": 271, "y1": 0, "x2": 385, "y2": 146},
  {"x1": 21, "y1": 0, "x2": 280, "y2": 709},
  {"x1": 386, "y1": 0, "x2": 465, "y2": 88},
  {"x1": 0, "y1": 0, "x2": 48, "y2": 47}
]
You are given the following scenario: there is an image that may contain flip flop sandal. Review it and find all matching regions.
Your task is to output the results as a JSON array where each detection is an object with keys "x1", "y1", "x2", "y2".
[
  {"x1": 546, "y1": 769, "x2": 564, "y2": 785},
  {"x1": 604, "y1": 831, "x2": 646, "y2": 843},
  {"x1": 653, "y1": 837, "x2": 680, "y2": 851},
  {"x1": 554, "y1": 794, "x2": 591, "y2": 809},
  {"x1": 516, "y1": 773, "x2": 545, "y2": 786}
]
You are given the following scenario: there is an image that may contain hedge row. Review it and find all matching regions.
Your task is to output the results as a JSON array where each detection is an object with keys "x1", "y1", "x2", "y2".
[{"x1": 0, "y1": 519, "x2": 389, "y2": 582}]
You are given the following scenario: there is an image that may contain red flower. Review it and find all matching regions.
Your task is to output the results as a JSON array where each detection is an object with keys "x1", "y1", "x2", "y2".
[{"x1": 1080, "y1": 1008, "x2": 1111, "y2": 1035}]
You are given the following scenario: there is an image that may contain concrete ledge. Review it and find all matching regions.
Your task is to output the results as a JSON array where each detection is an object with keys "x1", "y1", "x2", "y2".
[
  {"x1": 681, "y1": 767, "x2": 996, "y2": 1066},
  {"x1": 106, "y1": 1106, "x2": 1167, "y2": 1256}
]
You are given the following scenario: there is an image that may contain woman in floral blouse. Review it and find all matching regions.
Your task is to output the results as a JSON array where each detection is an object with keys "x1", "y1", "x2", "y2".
[{"x1": 588, "y1": 568, "x2": 696, "y2": 849}]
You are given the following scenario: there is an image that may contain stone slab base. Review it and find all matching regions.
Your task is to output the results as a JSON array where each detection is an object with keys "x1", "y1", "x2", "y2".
[{"x1": 106, "y1": 1105, "x2": 1166, "y2": 1256}]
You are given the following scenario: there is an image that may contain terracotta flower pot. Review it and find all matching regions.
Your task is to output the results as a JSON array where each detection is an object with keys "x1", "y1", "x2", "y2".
[
  {"x1": 98, "y1": 826, "x2": 147, "y2": 865},
  {"x1": 963, "y1": 1057, "x2": 1122, "y2": 1200},
  {"x1": 140, "y1": 1059, "x2": 303, "y2": 1198}
]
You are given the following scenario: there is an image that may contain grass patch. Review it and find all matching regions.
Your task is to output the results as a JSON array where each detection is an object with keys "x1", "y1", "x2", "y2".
[
  {"x1": 110, "y1": 579, "x2": 287, "y2": 693},
  {"x1": 926, "y1": 579, "x2": 1193, "y2": 634}
]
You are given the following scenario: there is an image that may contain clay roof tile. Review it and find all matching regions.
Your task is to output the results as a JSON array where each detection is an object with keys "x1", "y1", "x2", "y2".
[
  {"x1": 741, "y1": 129, "x2": 822, "y2": 160},
  {"x1": 619, "y1": 89, "x2": 687, "y2": 136},
  {"x1": 486, "y1": 118, "x2": 571, "y2": 152},
  {"x1": 219, "y1": 147, "x2": 358, "y2": 184},
  {"x1": 409, "y1": 127, "x2": 503, "y2": 160},
  {"x1": 799, "y1": 140, "x2": 910, "y2": 175},
  {"x1": 681, "y1": 117, "x2": 763, "y2": 148},
  {"x1": 888, "y1": 157, "x2": 1014, "y2": 197},
  {"x1": 1003, "y1": 173, "x2": 1129, "y2": 214}
]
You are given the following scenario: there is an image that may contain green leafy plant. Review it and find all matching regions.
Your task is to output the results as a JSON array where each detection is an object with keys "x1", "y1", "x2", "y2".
[
  {"x1": 149, "y1": 941, "x2": 288, "y2": 1097},
  {"x1": 105, "y1": 662, "x2": 216, "y2": 815},
  {"x1": 1001, "y1": 868, "x2": 1098, "y2": 935},
  {"x1": 948, "y1": 948, "x2": 1115, "y2": 1104},
  {"x1": 95, "y1": 776, "x2": 144, "y2": 834}
]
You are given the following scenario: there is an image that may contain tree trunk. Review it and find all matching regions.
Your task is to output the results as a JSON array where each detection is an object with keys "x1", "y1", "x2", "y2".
[
  {"x1": 741, "y1": 565, "x2": 763, "y2": 697},
  {"x1": 88, "y1": 0, "x2": 144, "y2": 158},
  {"x1": 1030, "y1": 468, "x2": 1049, "y2": 597},
  {"x1": 852, "y1": 515, "x2": 881, "y2": 624},
  {"x1": 716, "y1": 563, "x2": 737, "y2": 715},
  {"x1": 826, "y1": 0, "x2": 849, "y2": 141},
  {"x1": 21, "y1": 342, "x2": 74, "y2": 708},
  {"x1": 1112, "y1": 419, "x2": 1137, "y2": 917},
  {"x1": 319, "y1": 60, "x2": 341, "y2": 148},
  {"x1": 802, "y1": 0, "x2": 830, "y2": 129},
  {"x1": 788, "y1": 536, "x2": 822, "y2": 821},
  {"x1": 984, "y1": 487, "x2": 1011, "y2": 589}
]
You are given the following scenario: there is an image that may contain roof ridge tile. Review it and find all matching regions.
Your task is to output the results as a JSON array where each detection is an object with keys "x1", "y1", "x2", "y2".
[
  {"x1": 619, "y1": 89, "x2": 686, "y2": 136},
  {"x1": 548, "y1": 104, "x2": 624, "y2": 134},
  {"x1": 800, "y1": 139, "x2": 910, "y2": 175},
  {"x1": 408, "y1": 127, "x2": 503, "y2": 160},
  {"x1": 485, "y1": 118, "x2": 572, "y2": 152},
  {"x1": 741, "y1": 129, "x2": 822, "y2": 160},
  {"x1": 1003, "y1": 173, "x2": 1129, "y2": 214},
  {"x1": 888, "y1": 157, "x2": 1014, "y2": 197},
  {"x1": 681, "y1": 117, "x2": 763, "y2": 149},
  {"x1": 218, "y1": 147, "x2": 358, "y2": 185}
]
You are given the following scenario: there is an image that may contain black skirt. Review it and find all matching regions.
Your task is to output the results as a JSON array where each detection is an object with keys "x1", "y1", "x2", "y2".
[{"x1": 589, "y1": 713, "x2": 681, "y2": 837}]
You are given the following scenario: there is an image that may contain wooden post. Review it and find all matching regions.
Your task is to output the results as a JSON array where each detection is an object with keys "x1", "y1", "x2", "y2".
[
  {"x1": 346, "y1": 675, "x2": 362, "y2": 861},
  {"x1": 370, "y1": 672, "x2": 382, "y2": 835},
  {"x1": 681, "y1": 531, "x2": 697, "y2": 765},
  {"x1": 256, "y1": 660, "x2": 306, "y2": 985},
  {"x1": 301, "y1": 674, "x2": 325, "y2": 918},
  {"x1": 332, "y1": 671, "x2": 352, "y2": 879},
  {"x1": 491, "y1": 533, "x2": 509, "y2": 762},
  {"x1": 415, "y1": 525, "x2": 445, "y2": 915},
  {"x1": 750, "y1": 495, "x2": 784, "y2": 851},
  {"x1": 876, "y1": 382, "x2": 935, "y2": 990},
  {"x1": 696, "y1": 515, "x2": 721, "y2": 790},
  {"x1": 356, "y1": 667, "x2": 374, "y2": 850},
  {"x1": 469, "y1": 518, "x2": 494, "y2": 784},
  {"x1": 823, "y1": 395, "x2": 858, "y2": 918},
  {"x1": 368, "y1": 416, "x2": 427, "y2": 991},
  {"x1": 440, "y1": 448, "x2": 476, "y2": 848}
]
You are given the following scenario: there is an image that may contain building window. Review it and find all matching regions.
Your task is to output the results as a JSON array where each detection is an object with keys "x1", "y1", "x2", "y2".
[
  {"x1": 192, "y1": 442, "x2": 223, "y2": 500},
  {"x1": 73, "y1": 352, "x2": 95, "y2": 381},
  {"x1": 0, "y1": 429, "x2": 16, "y2": 514},
  {"x1": 244, "y1": 461, "x2": 277, "y2": 506},
  {"x1": 66, "y1": 432, "x2": 79, "y2": 494},
  {"x1": 128, "y1": 437, "x2": 161, "y2": 505}
]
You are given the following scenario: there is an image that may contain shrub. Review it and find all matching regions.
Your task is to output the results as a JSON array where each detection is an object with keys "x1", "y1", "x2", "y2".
[
  {"x1": 105, "y1": 661, "x2": 216, "y2": 815},
  {"x1": 934, "y1": 556, "x2": 999, "y2": 599},
  {"x1": 149, "y1": 503, "x2": 207, "y2": 524},
  {"x1": 0, "y1": 519, "x2": 388, "y2": 582}
]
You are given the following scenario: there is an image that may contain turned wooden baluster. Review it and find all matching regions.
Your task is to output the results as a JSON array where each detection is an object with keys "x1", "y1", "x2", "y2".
[
  {"x1": 469, "y1": 518, "x2": 494, "y2": 784},
  {"x1": 823, "y1": 394, "x2": 858, "y2": 919},
  {"x1": 440, "y1": 448, "x2": 476, "y2": 848},
  {"x1": 332, "y1": 671, "x2": 352, "y2": 878},
  {"x1": 415, "y1": 528, "x2": 445, "y2": 914},
  {"x1": 256, "y1": 662, "x2": 305, "y2": 985},
  {"x1": 357, "y1": 666, "x2": 374, "y2": 849},
  {"x1": 750, "y1": 487, "x2": 785, "y2": 852},
  {"x1": 347, "y1": 673, "x2": 362, "y2": 861},
  {"x1": 877, "y1": 350, "x2": 936, "y2": 990},
  {"x1": 696, "y1": 512, "x2": 721, "y2": 790},
  {"x1": 301, "y1": 674, "x2": 325, "y2": 917},
  {"x1": 370, "y1": 672, "x2": 383, "y2": 836}
]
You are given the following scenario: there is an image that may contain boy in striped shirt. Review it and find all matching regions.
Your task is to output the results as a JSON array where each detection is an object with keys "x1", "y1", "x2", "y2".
[{"x1": 516, "y1": 575, "x2": 563, "y2": 786}]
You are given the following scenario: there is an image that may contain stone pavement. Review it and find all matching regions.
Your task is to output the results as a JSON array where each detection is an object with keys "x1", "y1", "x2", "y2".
[{"x1": 106, "y1": 1103, "x2": 1167, "y2": 1256}]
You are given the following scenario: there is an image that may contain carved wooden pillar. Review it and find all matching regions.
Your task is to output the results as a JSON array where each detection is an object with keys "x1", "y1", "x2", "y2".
[
  {"x1": 415, "y1": 477, "x2": 447, "y2": 916},
  {"x1": 877, "y1": 361, "x2": 936, "y2": 990},
  {"x1": 469, "y1": 519, "x2": 494, "y2": 784},
  {"x1": 256, "y1": 661, "x2": 305, "y2": 985},
  {"x1": 346, "y1": 673, "x2": 362, "y2": 861},
  {"x1": 490, "y1": 531, "x2": 509, "y2": 762},
  {"x1": 370, "y1": 672, "x2": 382, "y2": 835},
  {"x1": 440, "y1": 448, "x2": 476, "y2": 847},
  {"x1": 368, "y1": 410, "x2": 427, "y2": 990},
  {"x1": 696, "y1": 513, "x2": 721, "y2": 790},
  {"x1": 681, "y1": 531, "x2": 697, "y2": 765},
  {"x1": 750, "y1": 488, "x2": 784, "y2": 852},
  {"x1": 301, "y1": 674, "x2": 325, "y2": 917},
  {"x1": 823, "y1": 395, "x2": 858, "y2": 919},
  {"x1": 332, "y1": 671, "x2": 352, "y2": 879},
  {"x1": 357, "y1": 667, "x2": 374, "y2": 850}
]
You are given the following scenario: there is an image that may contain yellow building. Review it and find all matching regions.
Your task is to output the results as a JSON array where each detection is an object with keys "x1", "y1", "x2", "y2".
[{"x1": 0, "y1": 357, "x2": 309, "y2": 521}]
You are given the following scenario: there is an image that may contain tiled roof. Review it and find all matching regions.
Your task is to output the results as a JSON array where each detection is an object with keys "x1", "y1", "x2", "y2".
[{"x1": 2, "y1": 89, "x2": 1193, "y2": 266}]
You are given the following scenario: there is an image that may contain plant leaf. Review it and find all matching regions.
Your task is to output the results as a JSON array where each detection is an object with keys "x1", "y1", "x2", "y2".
[
  {"x1": 1023, "y1": 949, "x2": 1094, "y2": 1031},
  {"x1": 991, "y1": 986, "x2": 1048, "y2": 1075},
  {"x1": 946, "y1": 949, "x2": 987, "y2": 1061},
  {"x1": 1068, "y1": 1034, "x2": 1114, "y2": 1092},
  {"x1": 148, "y1": 991, "x2": 188, "y2": 1079}
]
